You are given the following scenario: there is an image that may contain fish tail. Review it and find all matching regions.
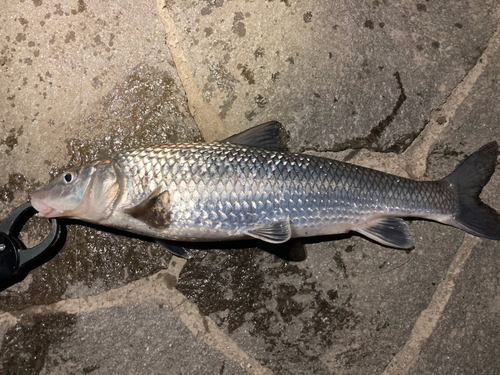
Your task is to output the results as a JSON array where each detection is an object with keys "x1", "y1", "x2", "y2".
[{"x1": 443, "y1": 141, "x2": 500, "y2": 239}]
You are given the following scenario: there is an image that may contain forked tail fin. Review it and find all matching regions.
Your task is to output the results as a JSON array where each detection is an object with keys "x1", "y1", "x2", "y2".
[{"x1": 443, "y1": 141, "x2": 500, "y2": 240}]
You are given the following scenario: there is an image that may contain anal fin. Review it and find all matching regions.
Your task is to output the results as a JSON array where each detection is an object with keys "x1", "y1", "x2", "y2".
[
  {"x1": 357, "y1": 217, "x2": 414, "y2": 249},
  {"x1": 124, "y1": 186, "x2": 171, "y2": 229},
  {"x1": 244, "y1": 218, "x2": 292, "y2": 244}
]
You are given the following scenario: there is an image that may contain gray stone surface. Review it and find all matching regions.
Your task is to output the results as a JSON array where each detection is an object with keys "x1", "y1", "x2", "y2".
[
  {"x1": 1, "y1": 304, "x2": 245, "y2": 375},
  {"x1": 1, "y1": 0, "x2": 500, "y2": 374},
  {"x1": 165, "y1": 0, "x2": 497, "y2": 152},
  {"x1": 409, "y1": 240, "x2": 500, "y2": 375}
]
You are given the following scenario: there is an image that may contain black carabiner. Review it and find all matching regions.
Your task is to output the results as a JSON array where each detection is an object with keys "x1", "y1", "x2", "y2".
[{"x1": 0, "y1": 202, "x2": 60, "y2": 283}]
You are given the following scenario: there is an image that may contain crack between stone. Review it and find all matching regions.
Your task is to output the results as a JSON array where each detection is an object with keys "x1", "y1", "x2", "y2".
[
  {"x1": 155, "y1": 0, "x2": 228, "y2": 142},
  {"x1": 299, "y1": 71, "x2": 410, "y2": 154},
  {"x1": 382, "y1": 235, "x2": 480, "y2": 375},
  {"x1": 402, "y1": 20, "x2": 500, "y2": 178}
]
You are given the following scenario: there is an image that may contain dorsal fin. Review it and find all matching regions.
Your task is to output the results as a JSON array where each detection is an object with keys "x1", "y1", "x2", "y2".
[{"x1": 222, "y1": 121, "x2": 289, "y2": 152}]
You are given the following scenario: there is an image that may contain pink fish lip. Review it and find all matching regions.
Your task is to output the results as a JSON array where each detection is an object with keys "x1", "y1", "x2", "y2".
[{"x1": 31, "y1": 196, "x2": 56, "y2": 218}]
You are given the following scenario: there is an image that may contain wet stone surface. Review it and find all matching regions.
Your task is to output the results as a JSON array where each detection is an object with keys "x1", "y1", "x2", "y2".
[
  {"x1": 1, "y1": 313, "x2": 77, "y2": 374},
  {"x1": 178, "y1": 248, "x2": 358, "y2": 373},
  {"x1": 60, "y1": 63, "x2": 201, "y2": 170},
  {"x1": 179, "y1": 248, "x2": 358, "y2": 335},
  {"x1": 177, "y1": 221, "x2": 464, "y2": 374},
  {"x1": 0, "y1": 226, "x2": 171, "y2": 309},
  {"x1": 1, "y1": 0, "x2": 195, "y2": 186}
]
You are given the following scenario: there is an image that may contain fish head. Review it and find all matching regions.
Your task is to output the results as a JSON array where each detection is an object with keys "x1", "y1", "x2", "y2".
[{"x1": 31, "y1": 161, "x2": 122, "y2": 222}]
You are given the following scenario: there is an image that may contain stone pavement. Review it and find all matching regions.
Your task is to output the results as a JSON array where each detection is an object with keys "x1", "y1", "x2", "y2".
[{"x1": 1, "y1": 0, "x2": 499, "y2": 373}]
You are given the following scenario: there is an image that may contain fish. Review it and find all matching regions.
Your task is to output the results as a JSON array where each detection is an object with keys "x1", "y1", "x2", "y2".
[{"x1": 31, "y1": 121, "x2": 500, "y2": 258}]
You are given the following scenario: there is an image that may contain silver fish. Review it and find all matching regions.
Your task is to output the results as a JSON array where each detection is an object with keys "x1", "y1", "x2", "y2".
[{"x1": 31, "y1": 122, "x2": 500, "y2": 257}]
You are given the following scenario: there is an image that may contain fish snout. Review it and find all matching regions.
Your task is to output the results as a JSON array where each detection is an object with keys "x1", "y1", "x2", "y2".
[{"x1": 31, "y1": 190, "x2": 55, "y2": 217}]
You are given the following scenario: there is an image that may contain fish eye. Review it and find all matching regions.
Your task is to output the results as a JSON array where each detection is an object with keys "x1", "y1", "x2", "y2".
[{"x1": 63, "y1": 172, "x2": 76, "y2": 184}]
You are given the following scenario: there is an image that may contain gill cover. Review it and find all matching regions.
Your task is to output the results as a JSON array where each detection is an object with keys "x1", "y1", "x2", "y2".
[{"x1": 31, "y1": 161, "x2": 122, "y2": 222}]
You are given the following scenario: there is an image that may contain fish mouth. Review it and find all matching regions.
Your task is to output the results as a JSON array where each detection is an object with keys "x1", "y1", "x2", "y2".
[
  {"x1": 30, "y1": 189, "x2": 63, "y2": 218},
  {"x1": 30, "y1": 197, "x2": 58, "y2": 218}
]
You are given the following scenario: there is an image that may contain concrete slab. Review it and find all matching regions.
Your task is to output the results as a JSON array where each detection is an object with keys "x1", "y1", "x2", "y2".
[{"x1": 1, "y1": 0, "x2": 499, "y2": 374}]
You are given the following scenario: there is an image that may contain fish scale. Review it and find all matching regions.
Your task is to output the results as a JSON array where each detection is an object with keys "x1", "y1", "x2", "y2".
[{"x1": 110, "y1": 142, "x2": 457, "y2": 241}]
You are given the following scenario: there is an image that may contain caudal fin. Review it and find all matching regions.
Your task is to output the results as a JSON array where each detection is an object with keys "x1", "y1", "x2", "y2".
[{"x1": 444, "y1": 141, "x2": 500, "y2": 240}]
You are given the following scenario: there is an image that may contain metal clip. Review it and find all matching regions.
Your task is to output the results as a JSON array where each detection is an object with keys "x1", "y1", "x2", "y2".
[{"x1": 0, "y1": 202, "x2": 60, "y2": 283}]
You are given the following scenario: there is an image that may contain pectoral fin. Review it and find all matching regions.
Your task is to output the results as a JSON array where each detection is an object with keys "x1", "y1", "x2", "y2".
[
  {"x1": 244, "y1": 218, "x2": 292, "y2": 244},
  {"x1": 156, "y1": 240, "x2": 192, "y2": 259},
  {"x1": 124, "y1": 186, "x2": 171, "y2": 229},
  {"x1": 357, "y1": 217, "x2": 414, "y2": 249}
]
